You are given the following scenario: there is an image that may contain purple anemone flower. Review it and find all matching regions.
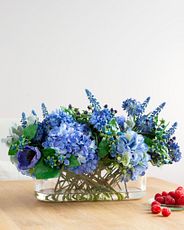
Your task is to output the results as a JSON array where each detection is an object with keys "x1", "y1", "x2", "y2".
[{"x1": 17, "y1": 146, "x2": 41, "y2": 170}]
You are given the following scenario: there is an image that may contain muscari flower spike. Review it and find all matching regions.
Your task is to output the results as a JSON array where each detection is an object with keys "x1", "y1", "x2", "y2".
[
  {"x1": 41, "y1": 103, "x2": 49, "y2": 118},
  {"x1": 85, "y1": 89, "x2": 101, "y2": 110},
  {"x1": 122, "y1": 98, "x2": 143, "y2": 117},
  {"x1": 122, "y1": 97, "x2": 151, "y2": 118},
  {"x1": 136, "y1": 115, "x2": 155, "y2": 134},
  {"x1": 21, "y1": 112, "x2": 27, "y2": 128},
  {"x1": 168, "y1": 140, "x2": 181, "y2": 162},
  {"x1": 150, "y1": 102, "x2": 166, "y2": 118},
  {"x1": 116, "y1": 116, "x2": 125, "y2": 130},
  {"x1": 32, "y1": 110, "x2": 37, "y2": 116},
  {"x1": 135, "y1": 100, "x2": 165, "y2": 134},
  {"x1": 141, "y1": 97, "x2": 150, "y2": 113},
  {"x1": 164, "y1": 122, "x2": 178, "y2": 139}
]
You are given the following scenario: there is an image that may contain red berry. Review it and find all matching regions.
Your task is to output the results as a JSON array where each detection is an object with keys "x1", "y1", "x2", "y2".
[
  {"x1": 162, "y1": 191, "x2": 168, "y2": 196},
  {"x1": 154, "y1": 193, "x2": 162, "y2": 200},
  {"x1": 151, "y1": 205, "x2": 161, "y2": 214},
  {"x1": 162, "y1": 207, "x2": 171, "y2": 217},
  {"x1": 155, "y1": 196, "x2": 165, "y2": 204},
  {"x1": 176, "y1": 186, "x2": 184, "y2": 190},
  {"x1": 151, "y1": 201, "x2": 160, "y2": 206},
  {"x1": 168, "y1": 191, "x2": 176, "y2": 199},
  {"x1": 175, "y1": 189, "x2": 184, "y2": 199},
  {"x1": 165, "y1": 195, "x2": 175, "y2": 205},
  {"x1": 177, "y1": 195, "x2": 184, "y2": 205}
]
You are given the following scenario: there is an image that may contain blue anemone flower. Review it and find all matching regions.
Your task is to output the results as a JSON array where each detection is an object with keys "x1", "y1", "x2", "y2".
[{"x1": 17, "y1": 146, "x2": 41, "y2": 171}]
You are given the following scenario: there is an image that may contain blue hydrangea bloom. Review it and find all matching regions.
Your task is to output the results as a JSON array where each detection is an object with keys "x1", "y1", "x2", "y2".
[
  {"x1": 89, "y1": 108, "x2": 113, "y2": 131},
  {"x1": 32, "y1": 109, "x2": 75, "y2": 143},
  {"x1": 43, "y1": 119, "x2": 98, "y2": 174},
  {"x1": 43, "y1": 109, "x2": 74, "y2": 130},
  {"x1": 72, "y1": 155, "x2": 98, "y2": 174},
  {"x1": 112, "y1": 129, "x2": 150, "y2": 181}
]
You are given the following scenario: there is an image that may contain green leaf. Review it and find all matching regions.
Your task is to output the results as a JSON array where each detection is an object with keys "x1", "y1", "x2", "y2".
[
  {"x1": 8, "y1": 145, "x2": 18, "y2": 155},
  {"x1": 23, "y1": 124, "x2": 38, "y2": 140},
  {"x1": 98, "y1": 138, "x2": 110, "y2": 158},
  {"x1": 69, "y1": 155, "x2": 80, "y2": 167},
  {"x1": 8, "y1": 141, "x2": 19, "y2": 155},
  {"x1": 34, "y1": 159, "x2": 60, "y2": 179},
  {"x1": 109, "y1": 118, "x2": 117, "y2": 126},
  {"x1": 144, "y1": 137, "x2": 153, "y2": 147},
  {"x1": 41, "y1": 148, "x2": 55, "y2": 157},
  {"x1": 109, "y1": 118, "x2": 119, "y2": 131}
]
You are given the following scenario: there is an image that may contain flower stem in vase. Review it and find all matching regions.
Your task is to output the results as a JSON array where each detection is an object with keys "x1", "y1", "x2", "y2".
[{"x1": 124, "y1": 180, "x2": 129, "y2": 199}]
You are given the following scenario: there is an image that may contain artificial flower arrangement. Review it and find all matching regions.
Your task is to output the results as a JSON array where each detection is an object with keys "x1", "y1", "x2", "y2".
[{"x1": 3, "y1": 90, "x2": 181, "y2": 202}]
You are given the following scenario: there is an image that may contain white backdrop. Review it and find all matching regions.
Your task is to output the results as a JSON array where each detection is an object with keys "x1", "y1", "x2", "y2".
[{"x1": 0, "y1": 0, "x2": 184, "y2": 184}]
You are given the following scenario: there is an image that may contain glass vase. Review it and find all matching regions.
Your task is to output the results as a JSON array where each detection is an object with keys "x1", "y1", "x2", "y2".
[{"x1": 35, "y1": 168, "x2": 146, "y2": 202}]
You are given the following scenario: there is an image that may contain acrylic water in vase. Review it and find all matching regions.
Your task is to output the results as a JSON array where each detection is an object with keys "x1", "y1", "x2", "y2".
[
  {"x1": 35, "y1": 169, "x2": 146, "y2": 202},
  {"x1": 2, "y1": 90, "x2": 181, "y2": 202}
]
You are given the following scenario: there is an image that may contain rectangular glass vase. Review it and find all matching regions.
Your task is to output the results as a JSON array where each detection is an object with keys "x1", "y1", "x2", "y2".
[{"x1": 35, "y1": 170, "x2": 146, "y2": 202}]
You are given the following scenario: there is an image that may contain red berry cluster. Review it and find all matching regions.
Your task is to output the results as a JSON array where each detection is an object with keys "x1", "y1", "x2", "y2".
[
  {"x1": 151, "y1": 186, "x2": 184, "y2": 217},
  {"x1": 151, "y1": 202, "x2": 171, "y2": 217}
]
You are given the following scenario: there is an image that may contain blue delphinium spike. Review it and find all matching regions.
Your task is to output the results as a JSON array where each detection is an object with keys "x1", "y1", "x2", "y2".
[
  {"x1": 21, "y1": 112, "x2": 27, "y2": 128},
  {"x1": 150, "y1": 102, "x2": 166, "y2": 118},
  {"x1": 165, "y1": 122, "x2": 178, "y2": 139},
  {"x1": 85, "y1": 89, "x2": 101, "y2": 110},
  {"x1": 141, "y1": 97, "x2": 150, "y2": 113},
  {"x1": 32, "y1": 110, "x2": 37, "y2": 116},
  {"x1": 41, "y1": 103, "x2": 48, "y2": 118}
]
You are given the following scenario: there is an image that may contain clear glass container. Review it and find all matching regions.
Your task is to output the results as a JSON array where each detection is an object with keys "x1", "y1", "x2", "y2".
[{"x1": 35, "y1": 169, "x2": 146, "y2": 202}]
